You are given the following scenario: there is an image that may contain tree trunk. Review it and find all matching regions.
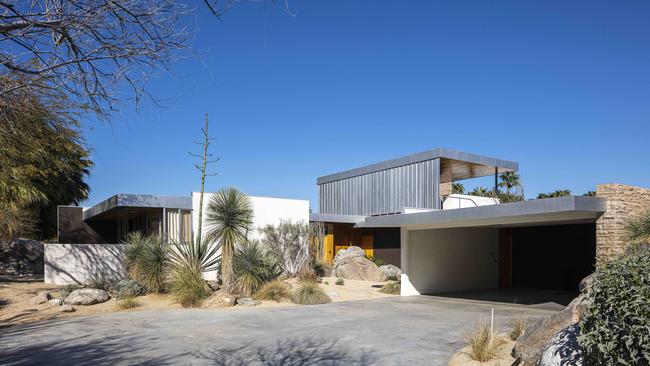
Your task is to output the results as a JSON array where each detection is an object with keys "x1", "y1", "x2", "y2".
[{"x1": 221, "y1": 241, "x2": 235, "y2": 293}]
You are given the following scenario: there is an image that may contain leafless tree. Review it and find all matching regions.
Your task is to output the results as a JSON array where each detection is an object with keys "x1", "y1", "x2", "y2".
[
  {"x1": 0, "y1": 1, "x2": 293, "y2": 119},
  {"x1": 259, "y1": 220, "x2": 310, "y2": 277}
]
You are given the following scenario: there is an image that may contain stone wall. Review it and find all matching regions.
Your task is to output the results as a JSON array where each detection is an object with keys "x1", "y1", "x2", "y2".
[
  {"x1": 440, "y1": 182, "x2": 453, "y2": 197},
  {"x1": 596, "y1": 183, "x2": 650, "y2": 267}
]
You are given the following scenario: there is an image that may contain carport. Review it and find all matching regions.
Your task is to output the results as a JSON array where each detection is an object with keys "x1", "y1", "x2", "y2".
[{"x1": 357, "y1": 196, "x2": 607, "y2": 305}]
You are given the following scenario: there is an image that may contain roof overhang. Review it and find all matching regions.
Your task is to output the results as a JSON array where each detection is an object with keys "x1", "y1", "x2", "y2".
[
  {"x1": 83, "y1": 194, "x2": 192, "y2": 221},
  {"x1": 356, "y1": 196, "x2": 607, "y2": 230},
  {"x1": 309, "y1": 213, "x2": 367, "y2": 224},
  {"x1": 317, "y1": 148, "x2": 519, "y2": 185}
]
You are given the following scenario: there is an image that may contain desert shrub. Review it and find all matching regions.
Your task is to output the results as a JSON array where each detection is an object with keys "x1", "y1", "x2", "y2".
[
  {"x1": 233, "y1": 240, "x2": 282, "y2": 296},
  {"x1": 124, "y1": 233, "x2": 170, "y2": 293},
  {"x1": 169, "y1": 261, "x2": 210, "y2": 307},
  {"x1": 578, "y1": 243, "x2": 650, "y2": 364},
  {"x1": 253, "y1": 280, "x2": 292, "y2": 302},
  {"x1": 297, "y1": 267, "x2": 318, "y2": 283},
  {"x1": 117, "y1": 296, "x2": 140, "y2": 310},
  {"x1": 379, "y1": 280, "x2": 400, "y2": 295},
  {"x1": 59, "y1": 284, "x2": 81, "y2": 299},
  {"x1": 366, "y1": 255, "x2": 385, "y2": 267},
  {"x1": 465, "y1": 321, "x2": 507, "y2": 362},
  {"x1": 626, "y1": 210, "x2": 650, "y2": 244},
  {"x1": 509, "y1": 315, "x2": 529, "y2": 340},
  {"x1": 335, "y1": 278, "x2": 344, "y2": 286},
  {"x1": 86, "y1": 274, "x2": 114, "y2": 291},
  {"x1": 259, "y1": 221, "x2": 310, "y2": 277},
  {"x1": 115, "y1": 278, "x2": 145, "y2": 299},
  {"x1": 292, "y1": 281, "x2": 331, "y2": 305},
  {"x1": 311, "y1": 258, "x2": 328, "y2": 277}
]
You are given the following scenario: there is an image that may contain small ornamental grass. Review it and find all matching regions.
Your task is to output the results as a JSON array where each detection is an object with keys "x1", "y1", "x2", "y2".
[
  {"x1": 509, "y1": 315, "x2": 529, "y2": 340},
  {"x1": 297, "y1": 267, "x2": 318, "y2": 283},
  {"x1": 464, "y1": 321, "x2": 507, "y2": 362},
  {"x1": 117, "y1": 296, "x2": 141, "y2": 310},
  {"x1": 292, "y1": 281, "x2": 331, "y2": 305},
  {"x1": 169, "y1": 262, "x2": 210, "y2": 308},
  {"x1": 379, "y1": 280, "x2": 400, "y2": 295},
  {"x1": 578, "y1": 243, "x2": 650, "y2": 365},
  {"x1": 253, "y1": 280, "x2": 292, "y2": 302},
  {"x1": 335, "y1": 278, "x2": 344, "y2": 286}
]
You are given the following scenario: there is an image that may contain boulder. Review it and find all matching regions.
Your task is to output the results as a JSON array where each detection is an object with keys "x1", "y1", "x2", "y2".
[
  {"x1": 0, "y1": 239, "x2": 44, "y2": 277},
  {"x1": 202, "y1": 292, "x2": 237, "y2": 308},
  {"x1": 48, "y1": 299, "x2": 63, "y2": 307},
  {"x1": 539, "y1": 325, "x2": 584, "y2": 366},
  {"x1": 236, "y1": 297, "x2": 260, "y2": 307},
  {"x1": 333, "y1": 246, "x2": 365, "y2": 265},
  {"x1": 29, "y1": 291, "x2": 52, "y2": 305},
  {"x1": 12, "y1": 239, "x2": 44, "y2": 262},
  {"x1": 379, "y1": 264, "x2": 401, "y2": 280},
  {"x1": 512, "y1": 295, "x2": 591, "y2": 365},
  {"x1": 64, "y1": 288, "x2": 110, "y2": 305},
  {"x1": 333, "y1": 256, "x2": 386, "y2": 282},
  {"x1": 579, "y1": 273, "x2": 594, "y2": 296},
  {"x1": 60, "y1": 304, "x2": 75, "y2": 313}
]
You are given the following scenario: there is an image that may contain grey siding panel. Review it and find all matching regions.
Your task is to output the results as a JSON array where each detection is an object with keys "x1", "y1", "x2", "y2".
[{"x1": 319, "y1": 158, "x2": 441, "y2": 216}]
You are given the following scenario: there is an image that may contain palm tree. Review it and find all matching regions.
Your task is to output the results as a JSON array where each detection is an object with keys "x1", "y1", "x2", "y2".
[
  {"x1": 469, "y1": 186, "x2": 490, "y2": 197},
  {"x1": 498, "y1": 171, "x2": 521, "y2": 195},
  {"x1": 452, "y1": 182, "x2": 465, "y2": 194},
  {"x1": 204, "y1": 187, "x2": 253, "y2": 294}
]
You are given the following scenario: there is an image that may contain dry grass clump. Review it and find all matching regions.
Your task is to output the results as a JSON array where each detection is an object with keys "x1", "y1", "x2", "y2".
[
  {"x1": 253, "y1": 280, "x2": 292, "y2": 302},
  {"x1": 378, "y1": 280, "x2": 400, "y2": 295},
  {"x1": 335, "y1": 278, "x2": 344, "y2": 286},
  {"x1": 465, "y1": 320, "x2": 508, "y2": 362},
  {"x1": 297, "y1": 267, "x2": 318, "y2": 283},
  {"x1": 117, "y1": 296, "x2": 141, "y2": 310},
  {"x1": 509, "y1": 315, "x2": 529, "y2": 340},
  {"x1": 169, "y1": 262, "x2": 210, "y2": 308},
  {"x1": 292, "y1": 281, "x2": 331, "y2": 305}
]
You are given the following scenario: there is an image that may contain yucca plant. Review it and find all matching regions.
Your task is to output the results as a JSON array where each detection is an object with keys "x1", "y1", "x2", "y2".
[
  {"x1": 204, "y1": 187, "x2": 253, "y2": 294},
  {"x1": 254, "y1": 280, "x2": 292, "y2": 302},
  {"x1": 124, "y1": 233, "x2": 170, "y2": 293},
  {"x1": 234, "y1": 240, "x2": 282, "y2": 296}
]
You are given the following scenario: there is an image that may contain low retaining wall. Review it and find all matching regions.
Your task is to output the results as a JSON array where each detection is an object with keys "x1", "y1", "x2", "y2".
[{"x1": 44, "y1": 243, "x2": 126, "y2": 285}]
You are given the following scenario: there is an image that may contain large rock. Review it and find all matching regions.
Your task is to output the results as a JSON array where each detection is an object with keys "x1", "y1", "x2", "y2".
[
  {"x1": 236, "y1": 297, "x2": 260, "y2": 307},
  {"x1": 202, "y1": 292, "x2": 237, "y2": 308},
  {"x1": 64, "y1": 288, "x2": 110, "y2": 305},
  {"x1": 539, "y1": 325, "x2": 584, "y2": 366},
  {"x1": 332, "y1": 248, "x2": 386, "y2": 282},
  {"x1": 29, "y1": 291, "x2": 52, "y2": 305},
  {"x1": 12, "y1": 239, "x2": 44, "y2": 262},
  {"x1": 579, "y1": 273, "x2": 594, "y2": 296},
  {"x1": 512, "y1": 294, "x2": 590, "y2": 365},
  {"x1": 0, "y1": 239, "x2": 44, "y2": 277},
  {"x1": 379, "y1": 264, "x2": 401, "y2": 280},
  {"x1": 60, "y1": 304, "x2": 75, "y2": 312}
]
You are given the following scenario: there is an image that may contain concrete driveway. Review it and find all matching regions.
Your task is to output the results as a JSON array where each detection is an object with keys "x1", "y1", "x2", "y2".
[{"x1": 0, "y1": 296, "x2": 556, "y2": 365}]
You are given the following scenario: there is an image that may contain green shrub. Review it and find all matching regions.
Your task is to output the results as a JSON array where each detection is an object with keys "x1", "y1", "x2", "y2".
[
  {"x1": 292, "y1": 281, "x2": 331, "y2": 305},
  {"x1": 366, "y1": 255, "x2": 385, "y2": 267},
  {"x1": 465, "y1": 320, "x2": 507, "y2": 362},
  {"x1": 115, "y1": 278, "x2": 145, "y2": 299},
  {"x1": 124, "y1": 233, "x2": 170, "y2": 293},
  {"x1": 234, "y1": 240, "x2": 282, "y2": 296},
  {"x1": 297, "y1": 267, "x2": 318, "y2": 283},
  {"x1": 311, "y1": 259, "x2": 328, "y2": 277},
  {"x1": 59, "y1": 284, "x2": 81, "y2": 299},
  {"x1": 509, "y1": 315, "x2": 529, "y2": 340},
  {"x1": 253, "y1": 280, "x2": 292, "y2": 302},
  {"x1": 169, "y1": 262, "x2": 210, "y2": 307},
  {"x1": 379, "y1": 280, "x2": 400, "y2": 295},
  {"x1": 117, "y1": 296, "x2": 140, "y2": 310},
  {"x1": 578, "y1": 243, "x2": 650, "y2": 364},
  {"x1": 335, "y1": 278, "x2": 344, "y2": 286}
]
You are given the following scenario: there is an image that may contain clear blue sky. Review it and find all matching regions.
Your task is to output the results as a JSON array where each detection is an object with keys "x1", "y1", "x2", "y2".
[{"x1": 83, "y1": 1, "x2": 650, "y2": 209}]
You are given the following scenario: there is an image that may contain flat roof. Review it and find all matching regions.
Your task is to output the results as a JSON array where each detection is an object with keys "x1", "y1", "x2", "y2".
[
  {"x1": 317, "y1": 148, "x2": 519, "y2": 185},
  {"x1": 309, "y1": 213, "x2": 367, "y2": 224},
  {"x1": 83, "y1": 194, "x2": 192, "y2": 221},
  {"x1": 355, "y1": 196, "x2": 607, "y2": 229}
]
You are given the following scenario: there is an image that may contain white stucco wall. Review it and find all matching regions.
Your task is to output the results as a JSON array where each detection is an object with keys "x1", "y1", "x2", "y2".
[
  {"x1": 191, "y1": 193, "x2": 310, "y2": 242},
  {"x1": 405, "y1": 227, "x2": 499, "y2": 294},
  {"x1": 45, "y1": 243, "x2": 126, "y2": 285}
]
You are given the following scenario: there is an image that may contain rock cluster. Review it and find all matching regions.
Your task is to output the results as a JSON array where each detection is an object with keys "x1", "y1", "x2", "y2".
[
  {"x1": 0, "y1": 239, "x2": 44, "y2": 277},
  {"x1": 331, "y1": 246, "x2": 387, "y2": 282}
]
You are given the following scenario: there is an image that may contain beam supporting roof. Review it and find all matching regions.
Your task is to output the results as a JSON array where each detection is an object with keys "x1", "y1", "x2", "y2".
[
  {"x1": 83, "y1": 194, "x2": 192, "y2": 221},
  {"x1": 356, "y1": 196, "x2": 607, "y2": 230},
  {"x1": 317, "y1": 147, "x2": 519, "y2": 185}
]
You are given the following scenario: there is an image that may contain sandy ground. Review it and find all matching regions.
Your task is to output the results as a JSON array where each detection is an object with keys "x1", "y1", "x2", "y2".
[
  {"x1": 0, "y1": 276, "x2": 395, "y2": 326},
  {"x1": 447, "y1": 336, "x2": 516, "y2": 366}
]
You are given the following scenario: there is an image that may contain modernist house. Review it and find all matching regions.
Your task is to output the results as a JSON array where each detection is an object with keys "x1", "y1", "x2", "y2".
[{"x1": 56, "y1": 147, "x2": 649, "y2": 298}]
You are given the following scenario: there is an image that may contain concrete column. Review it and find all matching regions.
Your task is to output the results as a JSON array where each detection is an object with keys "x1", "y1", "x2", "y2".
[
  {"x1": 400, "y1": 226, "x2": 420, "y2": 296},
  {"x1": 432, "y1": 158, "x2": 441, "y2": 209}
]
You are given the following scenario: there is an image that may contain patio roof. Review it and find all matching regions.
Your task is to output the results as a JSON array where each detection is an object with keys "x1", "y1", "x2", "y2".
[
  {"x1": 83, "y1": 194, "x2": 192, "y2": 221},
  {"x1": 355, "y1": 196, "x2": 607, "y2": 229}
]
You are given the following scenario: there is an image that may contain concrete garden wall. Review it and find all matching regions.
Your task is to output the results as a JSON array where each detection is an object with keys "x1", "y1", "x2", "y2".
[{"x1": 45, "y1": 243, "x2": 126, "y2": 285}]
